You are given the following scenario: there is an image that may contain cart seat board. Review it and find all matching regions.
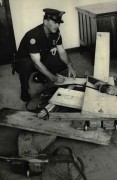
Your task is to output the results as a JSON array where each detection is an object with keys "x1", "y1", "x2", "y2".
[{"x1": 49, "y1": 88, "x2": 85, "y2": 109}]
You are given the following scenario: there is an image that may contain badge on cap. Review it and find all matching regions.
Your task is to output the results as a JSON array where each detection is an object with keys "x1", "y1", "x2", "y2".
[{"x1": 30, "y1": 38, "x2": 36, "y2": 44}]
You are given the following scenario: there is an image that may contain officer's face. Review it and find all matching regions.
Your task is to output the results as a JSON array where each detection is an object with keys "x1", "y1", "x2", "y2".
[{"x1": 46, "y1": 19, "x2": 60, "y2": 33}]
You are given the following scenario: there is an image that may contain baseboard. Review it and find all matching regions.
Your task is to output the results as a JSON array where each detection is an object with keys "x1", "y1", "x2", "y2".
[{"x1": 66, "y1": 47, "x2": 80, "y2": 54}]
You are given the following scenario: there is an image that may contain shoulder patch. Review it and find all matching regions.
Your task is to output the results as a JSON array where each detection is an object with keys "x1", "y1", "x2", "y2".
[{"x1": 30, "y1": 38, "x2": 36, "y2": 44}]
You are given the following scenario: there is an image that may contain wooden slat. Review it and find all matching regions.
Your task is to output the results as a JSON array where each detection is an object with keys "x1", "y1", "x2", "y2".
[
  {"x1": 83, "y1": 14, "x2": 88, "y2": 44},
  {"x1": 49, "y1": 88, "x2": 84, "y2": 109},
  {"x1": 48, "y1": 112, "x2": 117, "y2": 122},
  {"x1": 56, "y1": 77, "x2": 87, "y2": 85},
  {"x1": 0, "y1": 108, "x2": 111, "y2": 145},
  {"x1": 94, "y1": 32, "x2": 110, "y2": 82},
  {"x1": 79, "y1": 12, "x2": 84, "y2": 41},
  {"x1": 37, "y1": 77, "x2": 86, "y2": 118},
  {"x1": 86, "y1": 16, "x2": 91, "y2": 45},
  {"x1": 38, "y1": 80, "x2": 80, "y2": 118}
]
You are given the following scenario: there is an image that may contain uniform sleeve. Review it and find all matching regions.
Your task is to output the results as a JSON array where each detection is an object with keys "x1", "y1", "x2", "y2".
[{"x1": 25, "y1": 32, "x2": 40, "y2": 54}]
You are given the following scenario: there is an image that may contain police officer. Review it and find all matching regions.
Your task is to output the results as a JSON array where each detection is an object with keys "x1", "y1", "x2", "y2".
[{"x1": 15, "y1": 8, "x2": 76, "y2": 102}]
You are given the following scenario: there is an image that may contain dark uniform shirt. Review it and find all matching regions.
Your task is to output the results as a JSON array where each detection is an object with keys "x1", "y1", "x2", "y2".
[{"x1": 16, "y1": 24, "x2": 62, "y2": 60}]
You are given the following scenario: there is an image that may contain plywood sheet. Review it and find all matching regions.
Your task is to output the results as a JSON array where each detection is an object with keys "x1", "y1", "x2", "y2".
[
  {"x1": 82, "y1": 77, "x2": 117, "y2": 117},
  {"x1": 49, "y1": 88, "x2": 84, "y2": 109},
  {"x1": 94, "y1": 32, "x2": 110, "y2": 82}
]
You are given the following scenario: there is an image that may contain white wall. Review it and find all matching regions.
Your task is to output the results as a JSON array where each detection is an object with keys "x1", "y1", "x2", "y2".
[
  {"x1": 9, "y1": 0, "x2": 117, "y2": 49},
  {"x1": 9, "y1": 0, "x2": 79, "y2": 49}
]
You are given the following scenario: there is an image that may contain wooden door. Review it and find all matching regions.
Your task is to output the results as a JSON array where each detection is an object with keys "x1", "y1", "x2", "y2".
[{"x1": 0, "y1": 0, "x2": 16, "y2": 65}]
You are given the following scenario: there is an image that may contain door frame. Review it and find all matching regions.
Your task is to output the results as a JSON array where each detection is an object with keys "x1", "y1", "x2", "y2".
[{"x1": 2, "y1": 0, "x2": 16, "y2": 54}]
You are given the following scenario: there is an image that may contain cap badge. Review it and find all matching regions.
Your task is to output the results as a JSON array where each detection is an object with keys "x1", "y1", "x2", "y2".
[{"x1": 30, "y1": 38, "x2": 36, "y2": 44}]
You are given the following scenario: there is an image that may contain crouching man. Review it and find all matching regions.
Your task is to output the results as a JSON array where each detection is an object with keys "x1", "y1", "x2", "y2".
[{"x1": 15, "y1": 8, "x2": 76, "y2": 102}]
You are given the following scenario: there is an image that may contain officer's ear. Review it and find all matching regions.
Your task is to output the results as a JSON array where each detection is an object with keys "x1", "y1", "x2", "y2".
[{"x1": 43, "y1": 19, "x2": 49, "y2": 25}]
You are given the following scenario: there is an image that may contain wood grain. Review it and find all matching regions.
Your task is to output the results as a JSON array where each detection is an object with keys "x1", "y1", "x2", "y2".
[
  {"x1": 49, "y1": 88, "x2": 84, "y2": 109},
  {"x1": 82, "y1": 77, "x2": 117, "y2": 117},
  {"x1": 0, "y1": 108, "x2": 111, "y2": 145},
  {"x1": 94, "y1": 32, "x2": 110, "y2": 82}
]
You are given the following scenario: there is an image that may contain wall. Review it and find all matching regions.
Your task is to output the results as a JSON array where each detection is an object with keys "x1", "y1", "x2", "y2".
[
  {"x1": 9, "y1": 0, "x2": 79, "y2": 49},
  {"x1": 9, "y1": 0, "x2": 117, "y2": 49}
]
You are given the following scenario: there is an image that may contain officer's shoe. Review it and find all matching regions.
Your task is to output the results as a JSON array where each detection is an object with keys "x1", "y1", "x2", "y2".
[
  {"x1": 21, "y1": 89, "x2": 31, "y2": 102},
  {"x1": 33, "y1": 73, "x2": 48, "y2": 84}
]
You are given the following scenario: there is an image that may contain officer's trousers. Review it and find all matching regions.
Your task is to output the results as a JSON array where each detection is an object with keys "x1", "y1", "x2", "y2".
[{"x1": 15, "y1": 53, "x2": 67, "y2": 91}]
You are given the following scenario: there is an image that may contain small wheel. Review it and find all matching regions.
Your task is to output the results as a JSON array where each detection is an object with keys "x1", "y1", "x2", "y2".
[
  {"x1": 84, "y1": 125, "x2": 88, "y2": 131},
  {"x1": 26, "y1": 170, "x2": 30, "y2": 178},
  {"x1": 115, "y1": 124, "x2": 117, "y2": 130}
]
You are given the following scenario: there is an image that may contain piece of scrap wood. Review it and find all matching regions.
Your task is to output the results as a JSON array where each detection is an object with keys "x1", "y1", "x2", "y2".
[
  {"x1": 56, "y1": 77, "x2": 87, "y2": 85},
  {"x1": 94, "y1": 32, "x2": 110, "y2": 82},
  {"x1": 82, "y1": 77, "x2": 117, "y2": 117},
  {"x1": 0, "y1": 108, "x2": 111, "y2": 145},
  {"x1": 18, "y1": 132, "x2": 56, "y2": 158},
  {"x1": 49, "y1": 88, "x2": 84, "y2": 109}
]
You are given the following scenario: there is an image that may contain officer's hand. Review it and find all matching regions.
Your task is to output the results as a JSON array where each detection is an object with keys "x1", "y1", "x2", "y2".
[
  {"x1": 55, "y1": 74, "x2": 65, "y2": 84},
  {"x1": 50, "y1": 47, "x2": 57, "y2": 56},
  {"x1": 68, "y1": 64, "x2": 76, "y2": 79}
]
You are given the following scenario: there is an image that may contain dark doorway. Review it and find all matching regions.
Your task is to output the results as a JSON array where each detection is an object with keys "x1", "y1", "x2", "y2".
[{"x1": 0, "y1": 0, "x2": 16, "y2": 65}]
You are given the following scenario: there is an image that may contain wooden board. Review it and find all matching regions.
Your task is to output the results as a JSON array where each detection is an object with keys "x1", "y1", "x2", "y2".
[
  {"x1": 38, "y1": 84, "x2": 77, "y2": 118},
  {"x1": 94, "y1": 32, "x2": 110, "y2": 82},
  {"x1": 56, "y1": 77, "x2": 87, "y2": 85},
  {"x1": 18, "y1": 132, "x2": 56, "y2": 158},
  {"x1": 0, "y1": 108, "x2": 111, "y2": 145},
  {"x1": 49, "y1": 88, "x2": 84, "y2": 109},
  {"x1": 82, "y1": 77, "x2": 117, "y2": 117},
  {"x1": 27, "y1": 77, "x2": 86, "y2": 112},
  {"x1": 48, "y1": 112, "x2": 117, "y2": 122}
]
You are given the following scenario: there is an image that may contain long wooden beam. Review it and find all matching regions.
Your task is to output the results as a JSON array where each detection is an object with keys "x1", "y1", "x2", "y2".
[
  {"x1": 94, "y1": 32, "x2": 110, "y2": 82},
  {"x1": 0, "y1": 108, "x2": 111, "y2": 145}
]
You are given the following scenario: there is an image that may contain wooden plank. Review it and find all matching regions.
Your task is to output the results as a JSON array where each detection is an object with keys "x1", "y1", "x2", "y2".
[
  {"x1": 18, "y1": 132, "x2": 56, "y2": 158},
  {"x1": 49, "y1": 88, "x2": 84, "y2": 109},
  {"x1": 38, "y1": 82, "x2": 80, "y2": 118},
  {"x1": 48, "y1": 112, "x2": 117, "y2": 122},
  {"x1": 79, "y1": 12, "x2": 84, "y2": 41},
  {"x1": 94, "y1": 32, "x2": 110, "y2": 82},
  {"x1": 0, "y1": 108, "x2": 111, "y2": 145},
  {"x1": 83, "y1": 13, "x2": 88, "y2": 44},
  {"x1": 56, "y1": 77, "x2": 87, "y2": 85},
  {"x1": 27, "y1": 77, "x2": 86, "y2": 112},
  {"x1": 82, "y1": 77, "x2": 117, "y2": 117}
]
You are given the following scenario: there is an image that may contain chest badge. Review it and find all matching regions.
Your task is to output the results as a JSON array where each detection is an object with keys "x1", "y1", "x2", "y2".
[{"x1": 30, "y1": 38, "x2": 36, "y2": 44}]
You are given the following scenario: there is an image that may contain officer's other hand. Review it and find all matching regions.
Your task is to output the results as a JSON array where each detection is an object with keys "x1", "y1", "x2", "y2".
[{"x1": 68, "y1": 67, "x2": 76, "y2": 79}]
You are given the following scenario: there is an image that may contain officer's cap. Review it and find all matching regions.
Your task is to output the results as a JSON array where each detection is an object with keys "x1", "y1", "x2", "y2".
[{"x1": 43, "y1": 8, "x2": 65, "y2": 23}]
